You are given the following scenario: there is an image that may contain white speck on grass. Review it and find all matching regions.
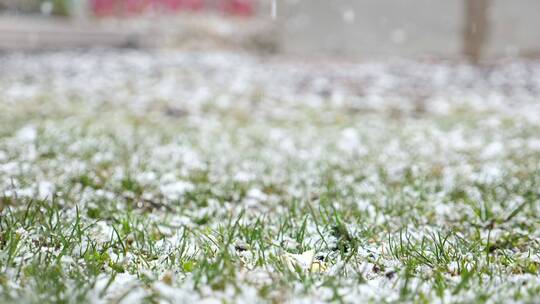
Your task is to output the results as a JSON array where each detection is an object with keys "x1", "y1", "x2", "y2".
[
  {"x1": 481, "y1": 141, "x2": 504, "y2": 159},
  {"x1": 90, "y1": 221, "x2": 115, "y2": 244},
  {"x1": 16, "y1": 125, "x2": 37, "y2": 142},
  {"x1": 37, "y1": 181, "x2": 55, "y2": 199},
  {"x1": 160, "y1": 181, "x2": 194, "y2": 200}
]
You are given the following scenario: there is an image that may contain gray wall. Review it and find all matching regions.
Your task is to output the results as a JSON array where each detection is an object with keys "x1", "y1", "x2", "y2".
[
  {"x1": 276, "y1": 0, "x2": 540, "y2": 60},
  {"x1": 487, "y1": 0, "x2": 540, "y2": 58}
]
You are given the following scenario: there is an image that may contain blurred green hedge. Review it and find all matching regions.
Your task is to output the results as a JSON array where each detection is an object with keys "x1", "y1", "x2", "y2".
[{"x1": 0, "y1": 0, "x2": 70, "y2": 16}]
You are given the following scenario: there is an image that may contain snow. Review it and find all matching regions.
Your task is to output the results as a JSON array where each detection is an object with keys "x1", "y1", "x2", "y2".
[
  {"x1": 160, "y1": 181, "x2": 194, "y2": 199},
  {"x1": 1, "y1": 50, "x2": 539, "y2": 303}
]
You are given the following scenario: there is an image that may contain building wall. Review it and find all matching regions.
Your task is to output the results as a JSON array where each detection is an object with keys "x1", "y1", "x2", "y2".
[
  {"x1": 276, "y1": 0, "x2": 540, "y2": 60},
  {"x1": 2, "y1": 0, "x2": 539, "y2": 59},
  {"x1": 487, "y1": 0, "x2": 540, "y2": 58}
]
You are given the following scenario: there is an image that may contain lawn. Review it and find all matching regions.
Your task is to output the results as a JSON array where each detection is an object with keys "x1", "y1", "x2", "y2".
[{"x1": 0, "y1": 51, "x2": 539, "y2": 303}]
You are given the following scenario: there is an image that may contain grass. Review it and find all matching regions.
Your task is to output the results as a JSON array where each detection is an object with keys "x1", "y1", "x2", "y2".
[{"x1": 0, "y1": 51, "x2": 539, "y2": 303}]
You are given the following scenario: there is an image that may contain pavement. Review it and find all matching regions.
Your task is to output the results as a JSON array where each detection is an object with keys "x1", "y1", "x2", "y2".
[
  {"x1": 0, "y1": 14, "x2": 277, "y2": 52},
  {"x1": 0, "y1": 15, "x2": 148, "y2": 50}
]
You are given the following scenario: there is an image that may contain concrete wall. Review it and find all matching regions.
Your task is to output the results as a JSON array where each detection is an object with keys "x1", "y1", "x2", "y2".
[
  {"x1": 487, "y1": 0, "x2": 540, "y2": 58},
  {"x1": 2, "y1": 0, "x2": 539, "y2": 59},
  {"x1": 276, "y1": 0, "x2": 540, "y2": 60}
]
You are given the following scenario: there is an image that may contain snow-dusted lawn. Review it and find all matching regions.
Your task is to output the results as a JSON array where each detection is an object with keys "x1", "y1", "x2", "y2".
[{"x1": 0, "y1": 51, "x2": 539, "y2": 303}]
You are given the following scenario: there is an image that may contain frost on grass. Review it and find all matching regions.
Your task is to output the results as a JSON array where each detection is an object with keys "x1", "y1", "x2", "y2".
[{"x1": 0, "y1": 51, "x2": 539, "y2": 303}]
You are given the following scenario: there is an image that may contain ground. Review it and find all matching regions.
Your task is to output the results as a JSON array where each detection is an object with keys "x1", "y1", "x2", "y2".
[{"x1": 0, "y1": 50, "x2": 539, "y2": 303}]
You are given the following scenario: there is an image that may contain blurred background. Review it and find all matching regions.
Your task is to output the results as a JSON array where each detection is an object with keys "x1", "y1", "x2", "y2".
[{"x1": 1, "y1": 0, "x2": 539, "y2": 62}]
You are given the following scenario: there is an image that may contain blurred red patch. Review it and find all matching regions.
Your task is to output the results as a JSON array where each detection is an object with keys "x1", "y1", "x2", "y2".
[{"x1": 91, "y1": 0, "x2": 254, "y2": 17}]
